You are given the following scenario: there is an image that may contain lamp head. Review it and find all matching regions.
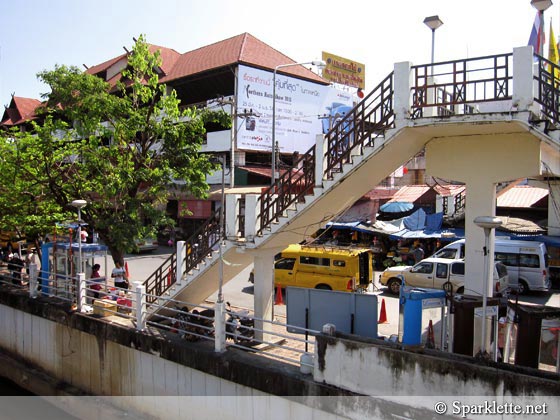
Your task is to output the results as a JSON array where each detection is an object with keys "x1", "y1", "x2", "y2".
[
  {"x1": 473, "y1": 216, "x2": 502, "y2": 230},
  {"x1": 71, "y1": 199, "x2": 87, "y2": 209},
  {"x1": 531, "y1": 0, "x2": 553, "y2": 12},
  {"x1": 423, "y1": 15, "x2": 444, "y2": 31},
  {"x1": 311, "y1": 60, "x2": 327, "y2": 70}
]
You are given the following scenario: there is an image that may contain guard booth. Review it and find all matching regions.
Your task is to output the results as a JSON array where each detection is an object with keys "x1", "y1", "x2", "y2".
[
  {"x1": 39, "y1": 241, "x2": 109, "y2": 297},
  {"x1": 398, "y1": 286, "x2": 447, "y2": 349}
]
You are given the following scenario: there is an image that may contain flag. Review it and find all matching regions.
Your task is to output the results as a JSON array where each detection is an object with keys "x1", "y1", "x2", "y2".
[
  {"x1": 548, "y1": 20, "x2": 560, "y2": 82},
  {"x1": 528, "y1": 11, "x2": 545, "y2": 56}
]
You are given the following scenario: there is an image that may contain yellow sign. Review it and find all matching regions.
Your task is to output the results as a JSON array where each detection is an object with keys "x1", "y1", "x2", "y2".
[{"x1": 322, "y1": 51, "x2": 365, "y2": 89}]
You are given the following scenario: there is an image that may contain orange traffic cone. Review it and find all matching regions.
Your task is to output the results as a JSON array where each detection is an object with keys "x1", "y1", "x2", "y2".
[
  {"x1": 378, "y1": 298, "x2": 388, "y2": 324},
  {"x1": 274, "y1": 285, "x2": 284, "y2": 305},
  {"x1": 426, "y1": 320, "x2": 435, "y2": 349}
]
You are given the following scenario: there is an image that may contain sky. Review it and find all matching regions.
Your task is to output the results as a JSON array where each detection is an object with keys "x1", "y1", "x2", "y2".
[{"x1": 1, "y1": 0, "x2": 560, "y2": 107}]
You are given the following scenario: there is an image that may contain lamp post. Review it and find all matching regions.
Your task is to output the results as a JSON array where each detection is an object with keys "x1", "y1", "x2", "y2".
[
  {"x1": 531, "y1": 0, "x2": 553, "y2": 56},
  {"x1": 271, "y1": 60, "x2": 326, "y2": 186},
  {"x1": 211, "y1": 155, "x2": 226, "y2": 303},
  {"x1": 473, "y1": 216, "x2": 502, "y2": 356},
  {"x1": 423, "y1": 15, "x2": 444, "y2": 66},
  {"x1": 71, "y1": 199, "x2": 87, "y2": 274}
]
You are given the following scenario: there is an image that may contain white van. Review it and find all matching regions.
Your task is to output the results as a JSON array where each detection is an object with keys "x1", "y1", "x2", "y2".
[{"x1": 432, "y1": 239, "x2": 550, "y2": 294}]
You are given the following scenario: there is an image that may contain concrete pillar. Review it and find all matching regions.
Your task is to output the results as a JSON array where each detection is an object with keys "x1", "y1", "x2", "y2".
[
  {"x1": 28, "y1": 263, "x2": 38, "y2": 298},
  {"x1": 77, "y1": 273, "x2": 86, "y2": 312},
  {"x1": 175, "y1": 240, "x2": 185, "y2": 286},
  {"x1": 315, "y1": 134, "x2": 326, "y2": 186},
  {"x1": 214, "y1": 300, "x2": 226, "y2": 353},
  {"x1": 225, "y1": 194, "x2": 240, "y2": 240},
  {"x1": 253, "y1": 248, "x2": 282, "y2": 341},
  {"x1": 548, "y1": 182, "x2": 560, "y2": 236},
  {"x1": 512, "y1": 46, "x2": 536, "y2": 112},
  {"x1": 426, "y1": 133, "x2": 541, "y2": 296},
  {"x1": 244, "y1": 194, "x2": 258, "y2": 242},
  {"x1": 393, "y1": 61, "x2": 413, "y2": 125},
  {"x1": 134, "y1": 281, "x2": 146, "y2": 331}
]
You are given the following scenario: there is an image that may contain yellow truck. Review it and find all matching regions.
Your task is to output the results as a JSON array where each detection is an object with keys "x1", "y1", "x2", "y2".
[{"x1": 272, "y1": 244, "x2": 373, "y2": 292}]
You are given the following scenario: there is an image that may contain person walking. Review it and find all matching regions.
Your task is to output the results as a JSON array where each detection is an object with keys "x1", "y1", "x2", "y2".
[
  {"x1": 413, "y1": 243, "x2": 425, "y2": 264},
  {"x1": 111, "y1": 261, "x2": 129, "y2": 290}
]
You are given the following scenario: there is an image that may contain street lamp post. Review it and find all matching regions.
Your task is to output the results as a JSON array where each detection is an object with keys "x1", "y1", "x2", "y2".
[
  {"x1": 423, "y1": 15, "x2": 444, "y2": 66},
  {"x1": 531, "y1": 0, "x2": 553, "y2": 56},
  {"x1": 271, "y1": 60, "x2": 326, "y2": 186},
  {"x1": 474, "y1": 216, "x2": 503, "y2": 357},
  {"x1": 71, "y1": 199, "x2": 87, "y2": 274}
]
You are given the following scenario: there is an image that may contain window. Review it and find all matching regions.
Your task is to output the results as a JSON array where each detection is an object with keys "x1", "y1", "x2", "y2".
[
  {"x1": 519, "y1": 254, "x2": 539, "y2": 268},
  {"x1": 495, "y1": 252, "x2": 518, "y2": 267},
  {"x1": 437, "y1": 249, "x2": 458, "y2": 259},
  {"x1": 300, "y1": 256, "x2": 330, "y2": 267},
  {"x1": 436, "y1": 263, "x2": 448, "y2": 278},
  {"x1": 451, "y1": 262, "x2": 465, "y2": 275},
  {"x1": 275, "y1": 258, "x2": 295, "y2": 270},
  {"x1": 411, "y1": 262, "x2": 433, "y2": 274},
  {"x1": 333, "y1": 260, "x2": 346, "y2": 267}
]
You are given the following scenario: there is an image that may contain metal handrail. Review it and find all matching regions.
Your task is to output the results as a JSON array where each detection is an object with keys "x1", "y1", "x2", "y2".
[
  {"x1": 323, "y1": 72, "x2": 395, "y2": 179},
  {"x1": 411, "y1": 53, "x2": 513, "y2": 118},
  {"x1": 533, "y1": 54, "x2": 560, "y2": 125}
]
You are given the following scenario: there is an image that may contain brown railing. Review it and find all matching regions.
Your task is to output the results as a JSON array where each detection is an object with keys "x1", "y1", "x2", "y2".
[
  {"x1": 143, "y1": 211, "x2": 222, "y2": 304},
  {"x1": 533, "y1": 54, "x2": 560, "y2": 126},
  {"x1": 324, "y1": 72, "x2": 395, "y2": 179},
  {"x1": 411, "y1": 53, "x2": 513, "y2": 118},
  {"x1": 258, "y1": 148, "x2": 316, "y2": 235}
]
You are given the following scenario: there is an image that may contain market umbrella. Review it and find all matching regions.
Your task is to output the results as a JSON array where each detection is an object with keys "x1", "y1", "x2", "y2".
[{"x1": 379, "y1": 201, "x2": 414, "y2": 213}]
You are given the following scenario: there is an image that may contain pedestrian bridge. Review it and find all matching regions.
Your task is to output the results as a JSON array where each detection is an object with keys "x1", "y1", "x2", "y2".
[{"x1": 144, "y1": 46, "x2": 560, "y2": 322}]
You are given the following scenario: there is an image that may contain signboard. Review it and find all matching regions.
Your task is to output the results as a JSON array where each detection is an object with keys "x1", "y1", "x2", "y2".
[
  {"x1": 236, "y1": 65, "x2": 353, "y2": 153},
  {"x1": 422, "y1": 297, "x2": 446, "y2": 309},
  {"x1": 322, "y1": 51, "x2": 366, "y2": 89}
]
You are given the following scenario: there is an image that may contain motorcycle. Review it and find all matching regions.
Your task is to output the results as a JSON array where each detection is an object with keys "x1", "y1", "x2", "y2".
[
  {"x1": 171, "y1": 306, "x2": 215, "y2": 342},
  {"x1": 225, "y1": 301, "x2": 255, "y2": 345}
]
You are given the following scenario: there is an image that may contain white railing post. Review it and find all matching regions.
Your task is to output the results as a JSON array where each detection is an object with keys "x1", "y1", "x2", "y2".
[
  {"x1": 134, "y1": 281, "x2": 146, "y2": 331},
  {"x1": 176, "y1": 240, "x2": 185, "y2": 286},
  {"x1": 214, "y1": 300, "x2": 226, "y2": 353},
  {"x1": 513, "y1": 46, "x2": 538, "y2": 113},
  {"x1": 393, "y1": 61, "x2": 413, "y2": 125},
  {"x1": 28, "y1": 263, "x2": 38, "y2": 298},
  {"x1": 315, "y1": 134, "x2": 326, "y2": 187},
  {"x1": 77, "y1": 273, "x2": 86, "y2": 312}
]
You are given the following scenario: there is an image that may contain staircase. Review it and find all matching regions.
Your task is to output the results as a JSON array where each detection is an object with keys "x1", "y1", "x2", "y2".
[{"x1": 143, "y1": 48, "x2": 560, "y2": 309}]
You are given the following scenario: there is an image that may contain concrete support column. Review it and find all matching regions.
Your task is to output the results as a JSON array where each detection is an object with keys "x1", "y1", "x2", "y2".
[
  {"x1": 77, "y1": 273, "x2": 86, "y2": 312},
  {"x1": 214, "y1": 300, "x2": 226, "y2": 353},
  {"x1": 393, "y1": 61, "x2": 412, "y2": 125},
  {"x1": 253, "y1": 248, "x2": 282, "y2": 341},
  {"x1": 548, "y1": 182, "x2": 560, "y2": 236},
  {"x1": 175, "y1": 240, "x2": 185, "y2": 286},
  {"x1": 134, "y1": 281, "x2": 146, "y2": 331},
  {"x1": 28, "y1": 263, "x2": 38, "y2": 299},
  {"x1": 512, "y1": 46, "x2": 537, "y2": 112},
  {"x1": 244, "y1": 194, "x2": 258, "y2": 242},
  {"x1": 315, "y1": 134, "x2": 326, "y2": 187},
  {"x1": 225, "y1": 194, "x2": 240, "y2": 240}
]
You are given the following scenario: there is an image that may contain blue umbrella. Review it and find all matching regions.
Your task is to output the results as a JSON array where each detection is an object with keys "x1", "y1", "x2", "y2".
[{"x1": 379, "y1": 201, "x2": 414, "y2": 213}]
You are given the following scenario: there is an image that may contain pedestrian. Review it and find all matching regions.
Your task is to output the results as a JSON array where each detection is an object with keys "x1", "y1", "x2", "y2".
[
  {"x1": 413, "y1": 243, "x2": 425, "y2": 264},
  {"x1": 9, "y1": 253, "x2": 24, "y2": 286},
  {"x1": 90, "y1": 263, "x2": 103, "y2": 299},
  {"x1": 111, "y1": 261, "x2": 129, "y2": 290}
]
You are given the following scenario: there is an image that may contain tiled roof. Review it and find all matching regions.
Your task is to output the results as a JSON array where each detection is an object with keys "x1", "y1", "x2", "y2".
[
  {"x1": 1, "y1": 96, "x2": 42, "y2": 126},
  {"x1": 497, "y1": 185, "x2": 548, "y2": 208},
  {"x1": 388, "y1": 185, "x2": 433, "y2": 203},
  {"x1": 86, "y1": 33, "x2": 326, "y2": 87}
]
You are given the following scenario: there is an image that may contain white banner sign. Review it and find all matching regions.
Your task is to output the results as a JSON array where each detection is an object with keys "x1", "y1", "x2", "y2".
[{"x1": 236, "y1": 65, "x2": 353, "y2": 153}]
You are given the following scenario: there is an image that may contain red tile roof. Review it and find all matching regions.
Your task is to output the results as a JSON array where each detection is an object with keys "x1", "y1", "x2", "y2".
[
  {"x1": 497, "y1": 185, "x2": 548, "y2": 208},
  {"x1": 86, "y1": 33, "x2": 326, "y2": 87},
  {"x1": 1, "y1": 96, "x2": 42, "y2": 126},
  {"x1": 388, "y1": 185, "x2": 433, "y2": 203}
]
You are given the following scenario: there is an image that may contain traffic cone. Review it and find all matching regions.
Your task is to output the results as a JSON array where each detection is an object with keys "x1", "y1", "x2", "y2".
[
  {"x1": 378, "y1": 298, "x2": 388, "y2": 324},
  {"x1": 426, "y1": 320, "x2": 435, "y2": 349},
  {"x1": 274, "y1": 285, "x2": 284, "y2": 305}
]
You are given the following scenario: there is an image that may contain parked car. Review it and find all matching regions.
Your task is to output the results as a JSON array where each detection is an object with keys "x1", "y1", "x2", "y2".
[
  {"x1": 432, "y1": 239, "x2": 550, "y2": 293},
  {"x1": 379, "y1": 257, "x2": 509, "y2": 296},
  {"x1": 133, "y1": 236, "x2": 159, "y2": 253}
]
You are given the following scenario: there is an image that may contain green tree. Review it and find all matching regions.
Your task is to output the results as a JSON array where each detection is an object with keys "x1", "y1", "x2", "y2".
[{"x1": 0, "y1": 35, "x2": 230, "y2": 264}]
